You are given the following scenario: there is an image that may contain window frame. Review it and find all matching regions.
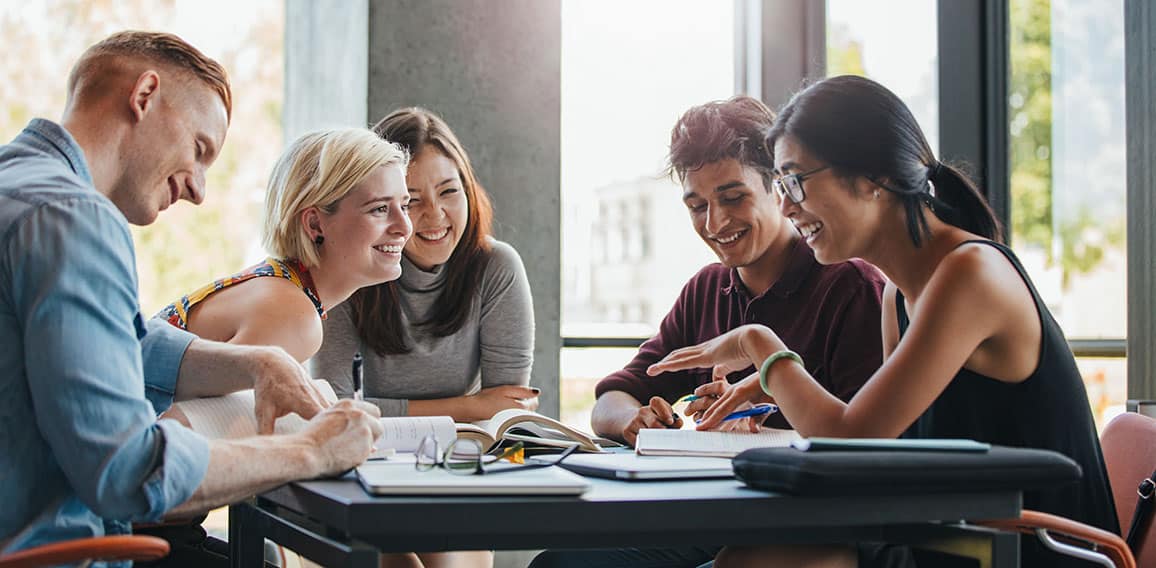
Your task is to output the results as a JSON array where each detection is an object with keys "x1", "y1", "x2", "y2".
[
  {"x1": 562, "y1": 0, "x2": 1146, "y2": 396},
  {"x1": 1125, "y1": 0, "x2": 1156, "y2": 399}
]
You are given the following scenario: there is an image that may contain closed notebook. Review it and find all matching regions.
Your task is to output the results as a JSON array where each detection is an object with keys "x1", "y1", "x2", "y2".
[
  {"x1": 635, "y1": 427, "x2": 802, "y2": 458},
  {"x1": 553, "y1": 452, "x2": 734, "y2": 480},
  {"x1": 356, "y1": 462, "x2": 591, "y2": 496}
]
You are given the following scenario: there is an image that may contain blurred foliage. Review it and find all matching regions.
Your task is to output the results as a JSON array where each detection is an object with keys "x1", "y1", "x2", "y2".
[
  {"x1": 1010, "y1": 0, "x2": 1123, "y2": 287},
  {"x1": 1009, "y1": 0, "x2": 1054, "y2": 254},
  {"x1": 0, "y1": 0, "x2": 283, "y2": 314},
  {"x1": 826, "y1": 23, "x2": 866, "y2": 77}
]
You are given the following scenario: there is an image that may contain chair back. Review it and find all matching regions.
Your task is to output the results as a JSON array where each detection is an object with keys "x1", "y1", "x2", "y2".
[
  {"x1": 0, "y1": 535, "x2": 168, "y2": 568},
  {"x1": 1100, "y1": 412, "x2": 1156, "y2": 567}
]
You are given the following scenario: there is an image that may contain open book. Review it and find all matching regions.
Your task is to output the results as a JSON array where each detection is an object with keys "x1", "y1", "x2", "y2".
[
  {"x1": 635, "y1": 427, "x2": 801, "y2": 458},
  {"x1": 455, "y1": 409, "x2": 621, "y2": 453},
  {"x1": 168, "y1": 380, "x2": 456, "y2": 455},
  {"x1": 169, "y1": 384, "x2": 618, "y2": 456}
]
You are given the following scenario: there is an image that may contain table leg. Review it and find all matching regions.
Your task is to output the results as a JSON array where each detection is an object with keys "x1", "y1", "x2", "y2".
[
  {"x1": 229, "y1": 502, "x2": 265, "y2": 568},
  {"x1": 988, "y1": 529, "x2": 1020, "y2": 568}
]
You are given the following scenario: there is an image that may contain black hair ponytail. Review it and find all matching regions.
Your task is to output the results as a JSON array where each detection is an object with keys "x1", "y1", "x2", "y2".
[
  {"x1": 766, "y1": 75, "x2": 1004, "y2": 246},
  {"x1": 928, "y1": 161, "x2": 1003, "y2": 242}
]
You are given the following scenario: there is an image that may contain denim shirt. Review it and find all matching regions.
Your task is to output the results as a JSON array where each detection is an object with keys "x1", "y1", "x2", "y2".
[{"x1": 0, "y1": 119, "x2": 210, "y2": 560}]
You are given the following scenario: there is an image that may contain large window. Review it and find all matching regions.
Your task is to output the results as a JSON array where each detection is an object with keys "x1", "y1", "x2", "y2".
[
  {"x1": 559, "y1": 0, "x2": 736, "y2": 427},
  {"x1": 826, "y1": 0, "x2": 938, "y2": 151},
  {"x1": 824, "y1": 0, "x2": 1129, "y2": 425},
  {"x1": 1008, "y1": 0, "x2": 1127, "y2": 426},
  {"x1": 0, "y1": 0, "x2": 284, "y2": 316}
]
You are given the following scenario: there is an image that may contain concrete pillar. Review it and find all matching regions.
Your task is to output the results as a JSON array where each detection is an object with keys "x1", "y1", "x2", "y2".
[{"x1": 284, "y1": 0, "x2": 369, "y2": 141}]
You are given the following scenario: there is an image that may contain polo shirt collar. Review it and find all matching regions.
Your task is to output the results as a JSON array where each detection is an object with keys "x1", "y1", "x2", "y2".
[{"x1": 722, "y1": 237, "x2": 817, "y2": 300}]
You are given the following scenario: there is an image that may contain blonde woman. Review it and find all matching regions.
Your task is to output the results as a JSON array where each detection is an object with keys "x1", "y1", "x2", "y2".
[
  {"x1": 157, "y1": 128, "x2": 412, "y2": 365},
  {"x1": 313, "y1": 109, "x2": 534, "y2": 568},
  {"x1": 314, "y1": 108, "x2": 537, "y2": 421}
]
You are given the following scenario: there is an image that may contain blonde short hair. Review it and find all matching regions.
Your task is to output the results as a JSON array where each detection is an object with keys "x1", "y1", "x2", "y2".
[{"x1": 262, "y1": 129, "x2": 409, "y2": 266}]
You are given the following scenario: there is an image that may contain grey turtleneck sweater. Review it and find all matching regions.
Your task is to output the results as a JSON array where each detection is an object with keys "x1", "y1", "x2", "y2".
[{"x1": 309, "y1": 238, "x2": 535, "y2": 416}]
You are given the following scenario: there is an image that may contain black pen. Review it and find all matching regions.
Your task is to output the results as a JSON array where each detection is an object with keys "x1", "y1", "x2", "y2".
[{"x1": 352, "y1": 351, "x2": 364, "y2": 401}]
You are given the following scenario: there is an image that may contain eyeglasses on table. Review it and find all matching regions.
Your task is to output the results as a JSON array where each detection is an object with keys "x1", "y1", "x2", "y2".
[{"x1": 414, "y1": 435, "x2": 579, "y2": 476}]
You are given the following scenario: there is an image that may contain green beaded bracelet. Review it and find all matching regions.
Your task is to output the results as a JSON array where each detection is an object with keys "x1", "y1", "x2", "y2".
[{"x1": 758, "y1": 350, "x2": 803, "y2": 397}]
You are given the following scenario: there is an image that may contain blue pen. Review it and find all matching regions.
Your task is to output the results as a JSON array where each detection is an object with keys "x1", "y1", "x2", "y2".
[{"x1": 695, "y1": 403, "x2": 778, "y2": 424}]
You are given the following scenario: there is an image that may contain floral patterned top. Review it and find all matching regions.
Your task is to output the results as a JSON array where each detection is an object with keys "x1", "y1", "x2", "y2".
[{"x1": 156, "y1": 257, "x2": 325, "y2": 330}]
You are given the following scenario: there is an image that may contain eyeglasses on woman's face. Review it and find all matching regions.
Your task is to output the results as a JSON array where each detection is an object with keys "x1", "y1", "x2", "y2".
[
  {"x1": 414, "y1": 435, "x2": 578, "y2": 476},
  {"x1": 772, "y1": 165, "x2": 830, "y2": 205}
]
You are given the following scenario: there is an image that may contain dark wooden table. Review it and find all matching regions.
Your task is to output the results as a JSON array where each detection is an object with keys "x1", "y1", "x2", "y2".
[{"x1": 229, "y1": 473, "x2": 1021, "y2": 567}]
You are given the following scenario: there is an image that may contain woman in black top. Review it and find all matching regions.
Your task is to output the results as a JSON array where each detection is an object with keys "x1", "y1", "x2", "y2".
[{"x1": 648, "y1": 75, "x2": 1117, "y2": 568}]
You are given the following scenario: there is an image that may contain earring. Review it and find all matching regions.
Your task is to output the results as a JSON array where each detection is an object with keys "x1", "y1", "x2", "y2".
[
  {"x1": 314, "y1": 235, "x2": 325, "y2": 246},
  {"x1": 873, "y1": 189, "x2": 880, "y2": 200}
]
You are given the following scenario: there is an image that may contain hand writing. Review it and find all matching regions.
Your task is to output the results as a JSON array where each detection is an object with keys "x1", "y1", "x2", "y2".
[
  {"x1": 302, "y1": 400, "x2": 384, "y2": 476},
  {"x1": 622, "y1": 396, "x2": 683, "y2": 447}
]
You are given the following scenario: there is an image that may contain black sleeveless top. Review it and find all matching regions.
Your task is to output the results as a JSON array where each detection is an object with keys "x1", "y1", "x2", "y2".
[{"x1": 896, "y1": 240, "x2": 1118, "y2": 567}]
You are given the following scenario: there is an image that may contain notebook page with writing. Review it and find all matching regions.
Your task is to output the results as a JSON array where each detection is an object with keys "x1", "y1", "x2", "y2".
[
  {"x1": 177, "y1": 379, "x2": 338, "y2": 439},
  {"x1": 376, "y1": 416, "x2": 455, "y2": 453},
  {"x1": 635, "y1": 428, "x2": 801, "y2": 458},
  {"x1": 175, "y1": 381, "x2": 453, "y2": 454}
]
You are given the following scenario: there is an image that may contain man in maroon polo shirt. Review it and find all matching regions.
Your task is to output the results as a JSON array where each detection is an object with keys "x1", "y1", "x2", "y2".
[{"x1": 590, "y1": 95, "x2": 887, "y2": 446}]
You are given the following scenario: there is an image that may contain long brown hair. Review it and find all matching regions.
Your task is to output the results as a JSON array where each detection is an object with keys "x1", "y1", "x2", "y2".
[{"x1": 351, "y1": 107, "x2": 494, "y2": 355}]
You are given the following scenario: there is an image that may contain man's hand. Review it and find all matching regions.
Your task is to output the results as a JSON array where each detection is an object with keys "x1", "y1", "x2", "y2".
[
  {"x1": 174, "y1": 340, "x2": 330, "y2": 432},
  {"x1": 301, "y1": 400, "x2": 384, "y2": 476},
  {"x1": 621, "y1": 396, "x2": 683, "y2": 447},
  {"x1": 464, "y1": 384, "x2": 540, "y2": 421},
  {"x1": 249, "y1": 347, "x2": 331, "y2": 434},
  {"x1": 169, "y1": 399, "x2": 384, "y2": 517}
]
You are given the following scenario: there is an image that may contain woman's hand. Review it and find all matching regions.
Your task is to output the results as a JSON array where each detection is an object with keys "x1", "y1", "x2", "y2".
[
  {"x1": 693, "y1": 374, "x2": 774, "y2": 432},
  {"x1": 648, "y1": 324, "x2": 785, "y2": 432},
  {"x1": 464, "y1": 384, "x2": 540, "y2": 421},
  {"x1": 647, "y1": 324, "x2": 784, "y2": 381}
]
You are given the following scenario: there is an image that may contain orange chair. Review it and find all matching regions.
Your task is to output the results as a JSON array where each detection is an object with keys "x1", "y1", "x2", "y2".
[
  {"x1": 0, "y1": 535, "x2": 169, "y2": 568},
  {"x1": 1103, "y1": 412, "x2": 1156, "y2": 567},
  {"x1": 979, "y1": 411, "x2": 1156, "y2": 568}
]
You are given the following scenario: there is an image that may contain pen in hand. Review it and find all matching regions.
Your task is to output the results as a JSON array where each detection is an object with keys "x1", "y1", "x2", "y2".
[
  {"x1": 695, "y1": 403, "x2": 778, "y2": 425},
  {"x1": 352, "y1": 351, "x2": 364, "y2": 401}
]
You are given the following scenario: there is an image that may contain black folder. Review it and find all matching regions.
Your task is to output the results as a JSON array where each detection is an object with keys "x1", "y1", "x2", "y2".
[{"x1": 732, "y1": 445, "x2": 1082, "y2": 496}]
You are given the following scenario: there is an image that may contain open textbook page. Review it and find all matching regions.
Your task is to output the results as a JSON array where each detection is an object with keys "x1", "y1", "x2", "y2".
[
  {"x1": 171, "y1": 380, "x2": 455, "y2": 454},
  {"x1": 635, "y1": 427, "x2": 801, "y2": 458},
  {"x1": 455, "y1": 408, "x2": 621, "y2": 453}
]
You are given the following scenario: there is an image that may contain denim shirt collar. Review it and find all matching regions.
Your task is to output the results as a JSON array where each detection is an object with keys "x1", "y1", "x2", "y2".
[{"x1": 21, "y1": 118, "x2": 94, "y2": 187}]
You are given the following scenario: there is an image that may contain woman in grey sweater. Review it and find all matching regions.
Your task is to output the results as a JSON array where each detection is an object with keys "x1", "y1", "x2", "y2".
[
  {"x1": 312, "y1": 107, "x2": 538, "y2": 421},
  {"x1": 311, "y1": 108, "x2": 535, "y2": 568}
]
